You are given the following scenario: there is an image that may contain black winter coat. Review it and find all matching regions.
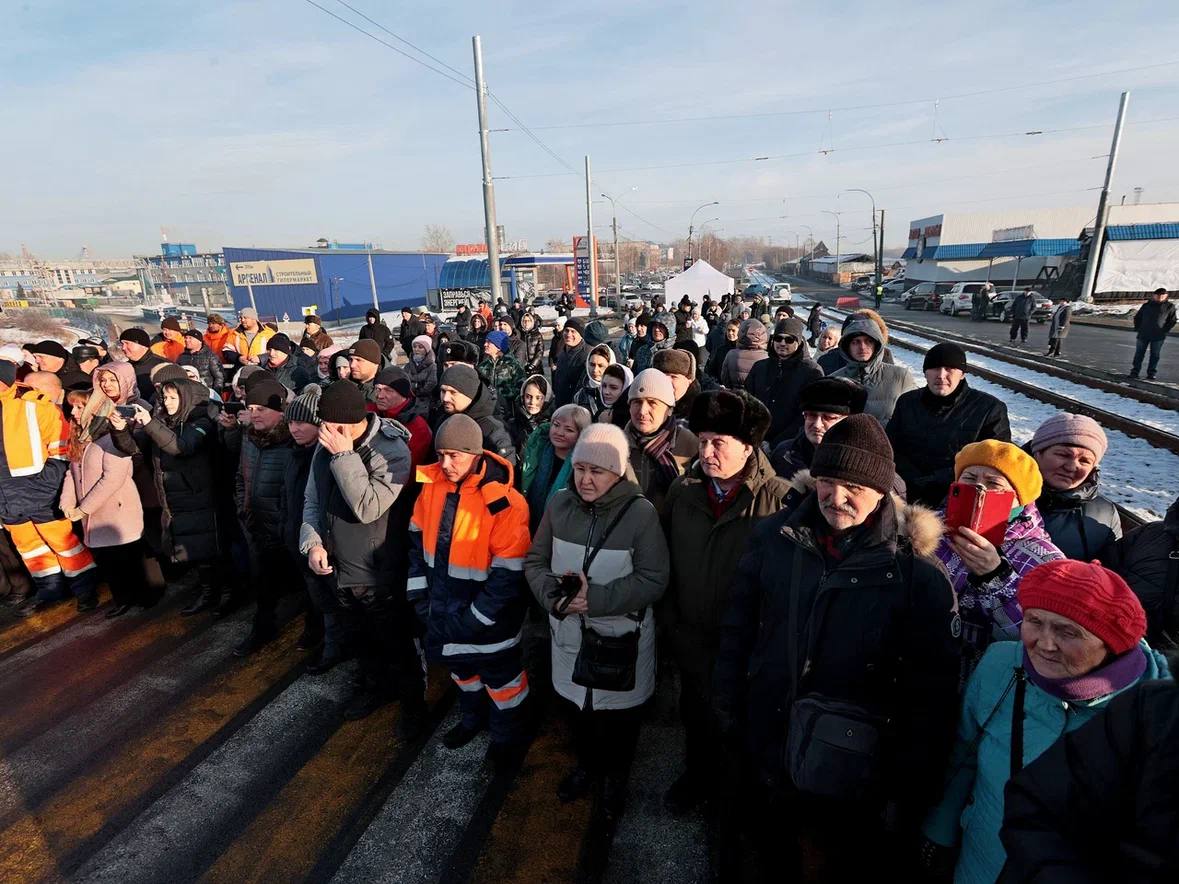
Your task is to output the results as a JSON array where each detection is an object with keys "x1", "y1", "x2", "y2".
[
  {"x1": 142, "y1": 381, "x2": 219, "y2": 563},
  {"x1": 769, "y1": 430, "x2": 814, "y2": 480},
  {"x1": 1000, "y1": 681, "x2": 1179, "y2": 884},
  {"x1": 359, "y1": 310, "x2": 395, "y2": 356},
  {"x1": 1108, "y1": 497, "x2": 1179, "y2": 649},
  {"x1": 462, "y1": 381, "x2": 518, "y2": 465},
  {"x1": 553, "y1": 340, "x2": 590, "y2": 407},
  {"x1": 177, "y1": 345, "x2": 225, "y2": 392},
  {"x1": 236, "y1": 423, "x2": 295, "y2": 550},
  {"x1": 886, "y1": 381, "x2": 1011, "y2": 508},
  {"x1": 1036, "y1": 471, "x2": 1122, "y2": 562},
  {"x1": 130, "y1": 351, "x2": 168, "y2": 402},
  {"x1": 744, "y1": 350, "x2": 823, "y2": 447},
  {"x1": 269, "y1": 352, "x2": 315, "y2": 393},
  {"x1": 1134, "y1": 299, "x2": 1177, "y2": 342},
  {"x1": 713, "y1": 477, "x2": 960, "y2": 812},
  {"x1": 398, "y1": 315, "x2": 424, "y2": 355},
  {"x1": 284, "y1": 443, "x2": 315, "y2": 558},
  {"x1": 518, "y1": 327, "x2": 545, "y2": 374}
]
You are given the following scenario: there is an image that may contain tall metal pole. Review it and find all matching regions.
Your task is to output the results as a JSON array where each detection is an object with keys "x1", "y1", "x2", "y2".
[
  {"x1": 602, "y1": 193, "x2": 622, "y2": 305},
  {"x1": 823, "y1": 210, "x2": 841, "y2": 284},
  {"x1": 845, "y1": 189, "x2": 879, "y2": 292},
  {"x1": 585, "y1": 156, "x2": 598, "y2": 317},
  {"x1": 472, "y1": 36, "x2": 503, "y2": 305},
  {"x1": 688, "y1": 201, "x2": 718, "y2": 263},
  {"x1": 878, "y1": 209, "x2": 886, "y2": 288},
  {"x1": 366, "y1": 251, "x2": 379, "y2": 310},
  {"x1": 1079, "y1": 91, "x2": 1130, "y2": 303}
]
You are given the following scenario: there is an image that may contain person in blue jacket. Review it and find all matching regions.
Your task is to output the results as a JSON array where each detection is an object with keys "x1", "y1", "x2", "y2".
[{"x1": 920, "y1": 559, "x2": 1171, "y2": 884}]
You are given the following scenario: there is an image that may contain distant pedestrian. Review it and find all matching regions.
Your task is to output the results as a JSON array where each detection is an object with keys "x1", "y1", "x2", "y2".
[
  {"x1": 1129, "y1": 287, "x2": 1176, "y2": 380},
  {"x1": 1045, "y1": 297, "x2": 1072, "y2": 357},
  {"x1": 1008, "y1": 288, "x2": 1035, "y2": 344}
]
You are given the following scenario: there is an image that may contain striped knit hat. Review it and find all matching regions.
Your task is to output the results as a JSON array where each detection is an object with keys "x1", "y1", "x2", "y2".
[{"x1": 285, "y1": 384, "x2": 322, "y2": 426}]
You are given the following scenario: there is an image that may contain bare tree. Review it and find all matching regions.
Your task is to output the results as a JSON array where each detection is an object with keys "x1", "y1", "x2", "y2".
[
  {"x1": 421, "y1": 225, "x2": 455, "y2": 253},
  {"x1": 544, "y1": 238, "x2": 569, "y2": 253}
]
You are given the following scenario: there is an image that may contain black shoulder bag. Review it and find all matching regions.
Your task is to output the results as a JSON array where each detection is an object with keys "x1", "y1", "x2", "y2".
[
  {"x1": 571, "y1": 496, "x2": 643, "y2": 693},
  {"x1": 784, "y1": 551, "x2": 910, "y2": 802}
]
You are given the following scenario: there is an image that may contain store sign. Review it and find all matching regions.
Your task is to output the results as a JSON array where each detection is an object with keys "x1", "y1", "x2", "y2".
[
  {"x1": 455, "y1": 243, "x2": 488, "y2": 255},
  {"x1": 229, "y1": 259, "x2": 318, "y2": 287},
  {"x1": 992, "y1": 225, "x2": 1036, "y2": 243},
  {"x1": 440, "y1": 290, "x2": 474, "y2": 310},
  {"x1": 573, "y1": 235, "x2": 597, "y2": 297}
]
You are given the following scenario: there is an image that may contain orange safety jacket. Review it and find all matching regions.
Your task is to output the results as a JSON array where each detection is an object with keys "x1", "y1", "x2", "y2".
[
  {"x1": 233, "y1": 325, "x2": 276, "y2": 361},
  {"x1": 0, "y1": 384, "x2": 68, "y2": 478},
  {"x1": 407, "y1": 450, "x2": 531, "y2": 663}
]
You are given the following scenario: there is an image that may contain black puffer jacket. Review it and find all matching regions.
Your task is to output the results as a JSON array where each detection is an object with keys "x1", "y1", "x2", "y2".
[
  {"x1": 553, "y1": 339, "x2": 590, "y2": 407},
  {"x1": 1035, "y1": 470, "x2": 1122, "y2": 563},
  {"x1": 887, "y1": 380, "x2": 1011, "y2": 509},
  {"x1": 358, "y1": 308, "x2": 394, "y2": 356},
  {"x1": 178, "y1": 345, "x2": 225, "y2": 392},
  {"x1": 744, "y1": 348, "x2": 823, "y2": 447},
  {"x1": 1108, "y1": 496, "x2": 1179, "y2": 649},
  {"x1": 130, "y1": 351, "x2": 169, "y2": 402},
  {"x1": 142, "y1": 380, "x2": 219, "y2": 563},
  {"x1": 462, "y1": 379, "x2": 518, "y2": 465},
  {"x1": 769, "y1": 429, "x2": 815, "y2": 480},
  {"x1": 1133, "y1": 299, "x2": 1177, "y2": 342},
  {"x1": 269, "y1": 351, "x2": 315, "y2": 393},
  {"x1": 1000, "y1": 681, "x2": 1179, "y2": 884},
  {"x1": 713, "y1": 474, "x2": 960, "y2": 812},
  {"x1": 236, "y1": 422, "x2": 295, "y2": 550},
  {"x1": 518, "y1": 325, "x2": 545, "y2": 374}
]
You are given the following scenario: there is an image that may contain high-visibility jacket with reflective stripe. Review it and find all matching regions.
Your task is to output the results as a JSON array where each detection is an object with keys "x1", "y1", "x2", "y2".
[
  {"x1": 408, "y1": 450, "x2": 531, "y2": 663},
  {"x1": 0, "y1": 385, "x2": 70, "y2": 522},
  {"x1": 233, "y1": 326, "x2": 275, "y2": 360}
]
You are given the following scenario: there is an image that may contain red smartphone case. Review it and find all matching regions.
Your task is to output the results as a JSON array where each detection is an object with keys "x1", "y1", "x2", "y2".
[{"x1": 945, "y1": 482, "x2": 1014, "y2": 548}]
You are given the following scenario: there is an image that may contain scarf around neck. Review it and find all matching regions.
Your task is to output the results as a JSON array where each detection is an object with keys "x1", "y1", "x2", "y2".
[
  {"x1": 1022, "y1": 645, "x2": 1147, "y2": 702},
  {"x1": 630, "y1": 417, "x2": 680, "y2": 484}
]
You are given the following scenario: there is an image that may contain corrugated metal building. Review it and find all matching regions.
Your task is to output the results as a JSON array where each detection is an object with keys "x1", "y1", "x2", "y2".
[{"x1": 222, "y1": 247, "x2": 449, "y2": 322}]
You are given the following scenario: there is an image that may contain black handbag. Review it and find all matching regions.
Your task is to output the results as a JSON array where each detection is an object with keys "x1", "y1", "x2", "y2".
[
  {"x1": 570, "y1": 496, "x2": 643, "y2": 693},
  {"x1": 782, "y1": 549, "x2": 910, "y2": 801}
]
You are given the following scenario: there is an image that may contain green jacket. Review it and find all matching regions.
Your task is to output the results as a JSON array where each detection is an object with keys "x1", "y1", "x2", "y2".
[{"x1": 477, "y1": 354, "x2": 526, "y2": 421}]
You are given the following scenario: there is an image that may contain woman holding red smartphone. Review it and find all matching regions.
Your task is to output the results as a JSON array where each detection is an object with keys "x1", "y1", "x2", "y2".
[{"x1": 934, "y1": 440, "x2": 1065, "y2": 679}]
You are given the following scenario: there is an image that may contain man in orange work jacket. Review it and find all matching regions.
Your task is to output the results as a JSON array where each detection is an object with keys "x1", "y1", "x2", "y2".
[
  {"x1": 408, "y1": 413, "x2": 532, "y2": 768},
  {"x1": 0, "y1": 358, "x2": 98, "y2": 612}
]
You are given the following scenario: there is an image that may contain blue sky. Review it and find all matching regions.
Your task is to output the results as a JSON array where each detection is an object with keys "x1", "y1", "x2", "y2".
[{"x1": 4, "y1": 0, "x2": 1179, "y2": 257}]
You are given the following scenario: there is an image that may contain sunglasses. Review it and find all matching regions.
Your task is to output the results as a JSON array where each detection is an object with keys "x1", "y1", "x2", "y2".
[{"x1": 773, "y1": 335, "x2": 798, "y2": 344}]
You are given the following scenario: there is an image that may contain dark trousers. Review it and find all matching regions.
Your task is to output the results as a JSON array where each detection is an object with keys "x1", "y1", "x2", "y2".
[
  {"x1": 568, "y1": 699, "x2": 641, "y2": 779},
  {"x1": 1009, "y1": 316, "x2": 1029, "y2": 341},
  {"x1": 1047, "y1": 337, "x2": 1063, "y2": 356},
  {"x1": 91, "y1": 540, "x2": 151, "y2": 607},
  {"x1": 1132, "y1": 337, "x2": 1165, "y2": 376},
  {"x1": 449, "y1": 650, "x2": 530, "y2": 745},
  {"x1": 248, "y1": 543, "x2": 298, "y2": 632},
  {"x1": 301, "y1": 568, "x2": 347, "y2": 658},
  {"x1": 679, "y1": 676, "x2": 719, "y2": 785},
  {"x1": 334, "y1": 582, "x2": 424, "y2": 702}
]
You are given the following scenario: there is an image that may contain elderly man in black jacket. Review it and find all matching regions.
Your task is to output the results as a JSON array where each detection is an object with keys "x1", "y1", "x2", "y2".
[
  {"x1": 744, "y1": 317, "x2": 823, "y2": 448},
  {"x1": 233, "y1": 378, "x2": 297, "y2": 657},
  {"x1": 1130, "y1": 287, "x2": 1176, "y2": 380},
  {"x1": 886, "y1": 343, "x2": 1010, "y2": 509},
  {"x1": 713, "y1": 414, "x2": 960, "y2": 880}
]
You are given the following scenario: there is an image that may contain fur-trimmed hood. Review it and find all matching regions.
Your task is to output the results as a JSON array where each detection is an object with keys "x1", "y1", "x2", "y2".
[{"x1": 787, "y1": 469, "x2": 943, "y2": 558}]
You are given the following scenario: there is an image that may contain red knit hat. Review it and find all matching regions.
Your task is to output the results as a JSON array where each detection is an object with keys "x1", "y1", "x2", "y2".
[{"x1": 1018, "y1": 560, "x2": 1147, "y2": 655}]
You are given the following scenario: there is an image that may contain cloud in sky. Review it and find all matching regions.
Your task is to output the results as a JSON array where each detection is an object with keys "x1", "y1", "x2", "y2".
[{"x1": 4, "y1": 0, "x2": 1179, "y2": 257}]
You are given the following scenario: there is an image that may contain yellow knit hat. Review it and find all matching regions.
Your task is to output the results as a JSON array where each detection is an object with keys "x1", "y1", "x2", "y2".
[{"x1": 953, "y1": 440, "x2": 1043, "y2": 506}]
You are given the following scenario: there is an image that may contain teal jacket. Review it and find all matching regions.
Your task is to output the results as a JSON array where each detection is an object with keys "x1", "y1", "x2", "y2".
[
  {"x1": 922, "y1": 639, "x2": 1171, "y2": 884},
  {"x1": 520, "y1": 423, "x2": 573, "y2": 532}
]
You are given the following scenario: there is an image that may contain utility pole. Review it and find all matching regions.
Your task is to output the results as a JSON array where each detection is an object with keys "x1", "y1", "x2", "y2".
[
  {"x1": 1079, "y1": 91, "x2": 1130, "y2": 304},
  {"x1": 688, "y1": 201, "x2": 719, "y2": 263},
  {"x1": 366, "y1": 250, "x2": 379, "y2": 310},
  {"x1": 823, "y1": 210, "x2": 842, "y2": 284},
  {"x1": 601, "y1": 193, "x2": 622, "y2": 306},
  {"x1": 472, "y1": 35, "x2": 504, "y2": 305},
  {"x1": 585, "y1": 155, "x2": 598, "y2": 317},
  {"x1": 878, "y1": 208, "x2": 886, "y2": 286}
]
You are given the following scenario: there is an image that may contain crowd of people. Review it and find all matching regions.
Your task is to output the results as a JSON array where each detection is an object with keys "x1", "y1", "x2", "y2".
[{"x1": 0, "y1": 289, "x2": 1175, "y2": 882}]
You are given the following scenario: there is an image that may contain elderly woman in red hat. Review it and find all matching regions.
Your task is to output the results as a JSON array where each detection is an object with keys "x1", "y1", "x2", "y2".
[{"x1": 920, "y1": 559, "x2": 1171, "y2": 884}]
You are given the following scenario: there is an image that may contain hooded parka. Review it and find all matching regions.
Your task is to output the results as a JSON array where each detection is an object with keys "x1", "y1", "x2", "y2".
[{"x1": 831, "y1": 318, "x2": 918, "y2": 425}]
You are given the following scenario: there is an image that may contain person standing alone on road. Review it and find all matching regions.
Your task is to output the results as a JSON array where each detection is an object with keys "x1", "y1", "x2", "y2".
[
  {"x1": 1046, "y1": 297, "x2": 1072, "y2": 357},
  {"x1": 1009, "y1": 287, "x2": 1035, "y2": 345},
  {"x1": 1129, "y1": 287, "x2": 1176, "y2": 380}
]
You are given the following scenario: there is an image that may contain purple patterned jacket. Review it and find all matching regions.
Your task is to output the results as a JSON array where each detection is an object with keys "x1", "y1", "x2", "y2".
[{"x1": 935, "y1": 502, "x2": 1065, "y2": 655}]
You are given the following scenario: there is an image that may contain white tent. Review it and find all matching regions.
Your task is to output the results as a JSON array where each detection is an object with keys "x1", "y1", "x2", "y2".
[{"x1": 661, "y1": 259, "x2": 734, "y2": 304}]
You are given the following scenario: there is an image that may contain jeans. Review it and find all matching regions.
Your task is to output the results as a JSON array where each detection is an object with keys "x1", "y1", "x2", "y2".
[
  {"x1": 1132, "y1": 337, "x2": 1165, "y2": 376},
  {"x1": 302, "y1": 568, "x2": 347, "y2": 658}
]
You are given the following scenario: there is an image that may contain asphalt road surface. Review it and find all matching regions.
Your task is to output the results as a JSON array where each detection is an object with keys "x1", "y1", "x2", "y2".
[
  {"x1": 0, "y1": 585, "x2": 713, "y2": 883},
  {"x1": 793, "y1": 284, "x2": 1179, "y2": 386}
]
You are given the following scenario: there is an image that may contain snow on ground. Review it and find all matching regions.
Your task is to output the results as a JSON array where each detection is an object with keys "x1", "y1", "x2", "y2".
[
  {"x1": 1072, "y1": 303, "x2": 1136, "y2": 318},
  {"x1": 883, "y1": 327, "x2": 1179, "y2": 435},
  {"x1": 885, "y1": 342, "x2": 1178, "y2": 521}
]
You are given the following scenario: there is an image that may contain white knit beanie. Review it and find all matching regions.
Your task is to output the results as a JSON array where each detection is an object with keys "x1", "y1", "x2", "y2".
[
  {"x1": 628, "y1": 368, "x2": 676, "y2": 408},
  {"x1": 571, "y1": 423, "x2": 630, "y2": 476}
]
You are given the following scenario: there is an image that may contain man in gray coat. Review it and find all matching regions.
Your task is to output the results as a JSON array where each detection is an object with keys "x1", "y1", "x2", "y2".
[
  {"x1": 300, "y1": 380, "x2": 425, "y2": 732},
  {"x1": 830, "y1": 317, "x2": 917, "y2": 426}
]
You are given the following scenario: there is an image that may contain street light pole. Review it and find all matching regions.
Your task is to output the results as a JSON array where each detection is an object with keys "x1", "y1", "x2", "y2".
[
  {"x1": 1080, "y1": 91, "x2": 1130, "y2": 303},
  {"x1": 797, "y1": 224, "x2": 814, "y2": 276},
  {"x1": 584, "y1": 156, "x2": 598, "y2": 316},
  {"x1": 822, "y1": 210, "x2": 842, "y2": 284},
  {"x1": 687, "y1": 201, "x2": 719, "y2": 263},
  {"x1": 601, "y1": 193, "x2": 622, "y2": 306},
  {"x1": 845, "y1": 188, "x2": 879, "y2": 294}
]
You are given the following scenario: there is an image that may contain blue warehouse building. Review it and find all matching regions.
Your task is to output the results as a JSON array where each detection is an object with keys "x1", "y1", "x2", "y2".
[{"x1": 222, "y1": 246, "x2": 449, "y2": 323}]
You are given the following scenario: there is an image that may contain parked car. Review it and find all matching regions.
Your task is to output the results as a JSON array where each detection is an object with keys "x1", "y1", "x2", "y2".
[
  {"x1": 851, "y1": 275, "x2": 873, "y2": 292},
  {"x1": 989, "y1": 290, "x2": 1053, "y2": 323},
  {"x1": 939, "y1": 282, "x2": 991, "y2": 316},
  {"x1": 902, "y1": 282, "x2": 943, "y2": 311},
  {"x1": 770, "y1": 282, "x2": 792, "y2": 301},
  {"x1": 881, "y1": 277, "x2": 909, "y2": 295},
  {"x1": 743, "y1": 282, "x2": 769, "y2": 297}
]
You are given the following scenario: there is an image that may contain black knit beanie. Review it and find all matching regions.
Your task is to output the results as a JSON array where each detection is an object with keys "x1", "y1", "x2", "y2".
[
  {"x1": 119, "y1": 328, "x2": 151, "y2": 347},
  {"x1": 245, "y1": 378, "x2": 288, "y2": 412},
  {"x1": 439, "y1": 364, "x2": 482, "y2": 401},
  {"x1": 376, "y1": 365, "x2": 413, "y2": 398},
  {"x1": 923, "y1": 342, "x2": 968, "y2": 372},
  {"x1": 317, "y1": 380, "x2": 367, "y2": 424},
  {"x1": 810, "y1": 413, "x2": 895, "y2": 494}
]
